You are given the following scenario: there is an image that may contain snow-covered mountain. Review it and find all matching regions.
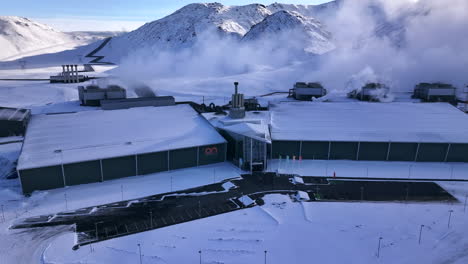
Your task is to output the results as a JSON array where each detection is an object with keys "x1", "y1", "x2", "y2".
[
  {"x1": 95, "y1": 2, "x2": 339, "y2": 62},
  {"x1": 242, "y1": 10, "x2": 334, "y2": 54},
  {"x1": 0, "y1": 16, "x2": 75, "y2": 60},
  {"x1": 0, "y1": 16, "x2": 120, "y2": 61},
  {"x1": 0, "y1": 1, "x2": 425, "y2": 66}
]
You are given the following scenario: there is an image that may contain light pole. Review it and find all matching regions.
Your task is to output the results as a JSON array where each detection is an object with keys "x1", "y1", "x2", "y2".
[
  {"x1": 464, "y1": 194, "x2": 467, "y2": 213},
  {"x1": 64, "y1": 193, "x2": 68, "y2": 210},
  {"x1": 448, "y1": 210, "x2": 454, "y2": 228},
  {"x1": 121, "y1": 185, "x2": 124, "y2": 201},
  {"x1": 418, "y1": 224, "x2": 424, "y2": 244},
  {"x1": 137, "y1": 243, "x2": 142, "y2": 264},
  {"x1": 264, "y1": 250, "x2": 267, "y2": 264},
  {"x1": 376, "y1": 237, "x2": 383, "y2": 258},
  {"x1": 199, "y1": 250, "x2": 202, "y2": 264}
]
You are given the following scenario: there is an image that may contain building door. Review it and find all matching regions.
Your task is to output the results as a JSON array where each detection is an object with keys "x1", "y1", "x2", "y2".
[{"x1": 244, "y1": 137, "x2": 267, "y2": 172}]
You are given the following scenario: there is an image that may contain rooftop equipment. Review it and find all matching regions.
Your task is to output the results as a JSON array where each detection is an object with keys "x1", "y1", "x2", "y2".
[
  {"x1": 101, "y1": 96, "x2": 176, "y2": 110},
  {"x1": 78, "y1": 85, "x2": 127, "y2": 106},
  {"x1": 229, "y1": 82, "x2": 246, "y2": 119},
  {"x1": 458, "y1": 86, "x2": 468, "y2": 113},
  {"x1": 348, "y1": 83, "x2": 390, "y2": 102},
  {"x1": 289, "y1": 82, "x2": 327, "y2": 100},
  {"x1": 0, "y1": 107, "x2": 31, "y2": 137},
  {"x1": 50, "y1": 65, "x2": 89, "y2": 83},
  {"x1": 413, "y1": 83, "x2": 457, "y2": 104}
]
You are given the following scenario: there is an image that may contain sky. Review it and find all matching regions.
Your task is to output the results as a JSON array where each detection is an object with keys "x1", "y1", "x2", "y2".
[{"x1": 2, "y1": 0, "x2": 330, "y2": 32}]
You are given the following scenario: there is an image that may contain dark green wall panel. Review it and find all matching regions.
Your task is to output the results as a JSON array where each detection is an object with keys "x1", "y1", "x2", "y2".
[
  {"x1": 20, "y1": 165, "x2": 64, "y2": 194},
  {"x1": 272, "y1": 141, "x2": 300, "y2": 159},
  {"x1": 416, "y1": 143, "x2": 449, "y2": 162},
  {"x1": 358, "y1": 142, "x2": 389, "y2": 161},
  {"x1": 301, "y1": 141, "x2": 329, "y2": 160},
  {"x1": 64, "y1": 160, "x2": 101, "y2": 186},
  {"x1": 388, "y1": 143, "x2": 418, "y2": 161},
  {"x1": 447, "y1": 144, "x2": 468, "y2": 162},
  {"x1": 137, "y1": 151, "x2": 168, "y2": 175},
  {"x1": 199, "y1": 144, "x2": 226, "y2": 166},
  {"x1": 102, "y1": 156, "x2": 136, "y2": 180},
  {"x1": 169, "y1": 147, "x2": 197, "y2": 170},
  {"x1": 330, "y1": 142, "x2": 358, "y2": 160}
]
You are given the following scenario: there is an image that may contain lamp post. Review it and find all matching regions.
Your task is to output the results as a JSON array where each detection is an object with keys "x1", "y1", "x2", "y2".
[
  {"x1": 418, "y1": 224, "x2": 424, "y2": 244},
  {"x1": 448, "y1": 210, "x2": 454, "y2": 228},
  {"x1": 138, "y1": 243, "x2": 142, "y2": 264},
  {"x1": 376, "y1": 237, "x2": 383, "y2": 258}
]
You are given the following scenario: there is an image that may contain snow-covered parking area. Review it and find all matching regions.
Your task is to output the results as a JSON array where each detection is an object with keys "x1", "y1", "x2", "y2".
[{"x1": 40, "y1": 192, "x2": 468, "y2": 264}]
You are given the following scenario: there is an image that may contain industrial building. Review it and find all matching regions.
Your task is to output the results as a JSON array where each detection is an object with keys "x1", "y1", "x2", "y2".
[
  {"x1": 289, "y1": 82, "x2": 327, "y2": 101},
  {"x1": 413, "y1": 83, "x2": 457, "y2": 104},
  {"x1": 348, "y1": 83, "x2": 390, "y2": 102},
  {"x1": 50, "y1": 65, "x2": 91, "y2": 83},
  {"x1": 17, "y1": 105, "x2": 227, "y2": 194},
  {"x1": 0, "y1": 107, "x2": 31, "y2": 137},
  {"x1": 100, "y1": 96, "x2": 175, "y2": 110},
  {"x1": 269, "y1": 102, "x2": 468, "y2": 163},
  {"x1": 78, "y1": 85, "x2": 127, "y2": 106}
]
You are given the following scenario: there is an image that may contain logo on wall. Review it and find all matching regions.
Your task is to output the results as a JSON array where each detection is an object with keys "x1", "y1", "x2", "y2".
[{"x1": 204, "y1": 146, "x2": 218, "y2": 156}]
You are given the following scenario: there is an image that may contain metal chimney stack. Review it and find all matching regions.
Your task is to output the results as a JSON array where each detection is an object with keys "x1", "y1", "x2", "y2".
[{"x1": 229, "y1": 81, "x2": 246, "y2": 119}]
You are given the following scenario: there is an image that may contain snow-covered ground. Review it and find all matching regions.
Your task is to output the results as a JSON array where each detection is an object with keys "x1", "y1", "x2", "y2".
[{"x1": 38, "y1": 193, "x2": 468, "y2": 264}]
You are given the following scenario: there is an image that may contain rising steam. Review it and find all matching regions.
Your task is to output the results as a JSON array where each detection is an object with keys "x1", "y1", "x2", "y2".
[{"x1": 114, "y1": 0, "x2": 468, "y2": 98}]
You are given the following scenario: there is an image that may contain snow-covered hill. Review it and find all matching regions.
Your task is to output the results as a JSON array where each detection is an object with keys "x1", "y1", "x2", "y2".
[
  {"x1": 242, "y1": 10, "x2": 334, "y2": 54},
  {"x1": 0, "y1": 16, "x2": 119, "y2": 61},
  {"x1": 0, "y1": 16, "x2": 75, "y2": 60},
  {"x1": 94, "y1": 2, "x2": 338, "y2": 62}
]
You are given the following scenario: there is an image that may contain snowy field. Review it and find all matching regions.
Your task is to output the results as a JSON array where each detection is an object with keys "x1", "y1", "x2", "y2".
[{"x1": 35, "y1": 193, "x2": 468, "y2": 264}]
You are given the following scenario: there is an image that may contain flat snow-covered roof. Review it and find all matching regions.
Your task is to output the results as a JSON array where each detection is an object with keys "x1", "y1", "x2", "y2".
[
  {"x1": 18, "y1": 104, "x2": 226, "y2": 170},
  {"x1": 270, "y1": 102, "x2": 468, "y2": 143}
]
